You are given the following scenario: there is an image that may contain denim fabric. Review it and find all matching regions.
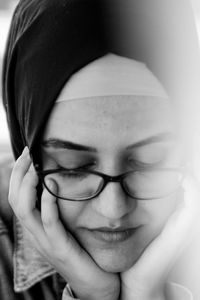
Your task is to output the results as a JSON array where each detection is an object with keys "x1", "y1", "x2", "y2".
[{"x1": 0, "y1": 157, "x2": 66, "y2": 299}]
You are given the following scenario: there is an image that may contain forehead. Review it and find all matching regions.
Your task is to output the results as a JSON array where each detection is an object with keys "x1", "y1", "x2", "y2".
[{"x1": 43, "y1": 96, "x2": 176, "y2": 146}]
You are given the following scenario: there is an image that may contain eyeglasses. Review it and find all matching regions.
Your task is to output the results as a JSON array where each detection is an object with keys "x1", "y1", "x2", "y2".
[{"x1": 35, "y1": 165, "x2": 185, "y2": 201}]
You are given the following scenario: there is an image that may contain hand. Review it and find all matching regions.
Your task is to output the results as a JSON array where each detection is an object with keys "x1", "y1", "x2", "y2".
[
  {"x1": 120, "y1": 173, "x2": 200, "y2": 300},
  {"x1": 9, "y1": 147, "x2": 120, "y2": 300}
]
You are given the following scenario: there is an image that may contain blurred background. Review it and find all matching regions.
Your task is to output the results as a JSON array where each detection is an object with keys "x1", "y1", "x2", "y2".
[
  {"x1": 0, "y1": 0, "x2": 200, "y2": 159},
  {"x1": 0, "y1": 0, "x2": 17, "y2": 158}
]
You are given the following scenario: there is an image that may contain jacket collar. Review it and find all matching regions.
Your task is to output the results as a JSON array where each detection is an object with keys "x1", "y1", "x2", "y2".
[{"x1": 13, "y1": 216, "x2": 56, "y2": 292}]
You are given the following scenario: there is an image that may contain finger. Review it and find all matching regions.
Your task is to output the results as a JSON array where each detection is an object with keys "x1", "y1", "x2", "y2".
[
  {"x1": 41, "y1": 179, "x2": 72, "y2": 251},
  {"x1": 18, "y1": 163, "x2": 39, "y2": 211},
  {"x1": 41, "y1": 179, "x2": 87, "y2": 259},
  {"x1": 41, "y1": 179, "x2": 108, "y2": 286},
  {"x1": 127, "y1": 174, "x2": 200, "y2": 286},
  {"x1": 15, "y1": 162, "x2": 48, "y2": 250},
  {"x1": 9, "y1": 147, "x2": 31, "y2": 206}
]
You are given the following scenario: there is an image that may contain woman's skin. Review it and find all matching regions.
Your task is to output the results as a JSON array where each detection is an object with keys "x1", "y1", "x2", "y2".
[
  {"x1": 9, "y1": 96, "x2": 200, "y2": 300},
  {"x1": 42, "y1": 96, "x2": 182, "y2": 272}
]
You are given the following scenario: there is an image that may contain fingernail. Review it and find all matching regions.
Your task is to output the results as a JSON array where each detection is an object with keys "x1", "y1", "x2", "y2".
[
  {"x1": 46, "y1": 178, "x2": 57, "y2": 191},
  {"x1": 21, "y1": 146, "x2": 29, "y2": 157},
  {"x1": 46, "y1": 178, "x2": 53, "y2": 188}
]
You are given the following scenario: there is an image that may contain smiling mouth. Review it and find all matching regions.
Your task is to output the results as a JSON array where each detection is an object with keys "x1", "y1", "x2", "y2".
[{"x1": 87, "y1": 227, "x2": 139, "y2": 243}]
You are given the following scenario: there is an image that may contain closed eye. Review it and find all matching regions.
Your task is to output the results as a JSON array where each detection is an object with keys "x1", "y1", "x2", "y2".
[
  {"x1": 55, "y1": 162, "x2": 97, "y2": 172},
  {"x1": 128, "y1": 159, "x2": 164, "y2": 169},
  {"x1": 57, "y1": 169, "x2": 89, "y2": 179}
]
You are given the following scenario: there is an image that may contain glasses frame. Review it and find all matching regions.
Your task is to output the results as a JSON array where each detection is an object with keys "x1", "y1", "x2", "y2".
[{"x1": 35, "y1": 164, "x2": 186, "y2": 202}]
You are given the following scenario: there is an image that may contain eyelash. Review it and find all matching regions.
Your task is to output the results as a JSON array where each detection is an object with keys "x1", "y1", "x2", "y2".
[
  {"x1": 58, "y1": 170, "x2": 88, "y2": 179},
  {"x1": 55, "y1": 162, "x2": 96, "y2": 171},
  {"x1": 128, "y1": 159, "x2": 163, "y2": 169}
]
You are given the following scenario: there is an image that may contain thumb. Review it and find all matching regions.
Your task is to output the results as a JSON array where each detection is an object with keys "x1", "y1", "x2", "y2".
[{"x1": 124, "y1": 174, "x2": 200, "y2": 289}]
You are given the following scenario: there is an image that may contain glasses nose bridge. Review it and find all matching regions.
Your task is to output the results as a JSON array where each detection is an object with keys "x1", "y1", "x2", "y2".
[
  {"x1": 100, "y1": 173, "x2": 128, "y2": 199},
  {"x1": 104, "y1": 173, "x2": 124, "y2": 184},
  {"x1": 99, "y1": 173, "x2": 128, "y2": 198}
]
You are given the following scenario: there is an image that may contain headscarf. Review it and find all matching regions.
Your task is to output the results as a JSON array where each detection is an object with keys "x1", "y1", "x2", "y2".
[
  {"x1": 3, "y1": 0, "x2": 200, "y2": 165},
  {"x1": 2, "y1": 0, "x2": 108, "y2": 161}
]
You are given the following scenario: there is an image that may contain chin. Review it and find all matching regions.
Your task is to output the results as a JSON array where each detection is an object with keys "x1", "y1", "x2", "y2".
[
  {"x1": 97, "y1": 260, "x2": 136, "y2": 273},
  {"x1": 75, "y1": 226, "x2": 154, "y2": 273},
  {"x1": 90, "y1": 247, "x2": 142, "y2": 273}
]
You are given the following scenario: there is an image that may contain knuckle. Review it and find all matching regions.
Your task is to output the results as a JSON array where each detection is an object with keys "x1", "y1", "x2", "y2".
[
  {"x1": 23, "y1": 171, "x2": 38, "y2": 187},
  {"x1": 42, "y1": 215, "x2": 54, "y2": 228},
  {"x1": 23, "y1": 170, "x2": 33, "y2": 182},
  {"x1": 52, "y1": 248, "x2": 67, "y2": 262},
  {"x1": 12, "y1": 161, "x2": 24, "y2": 176},
  {"x1": 8, "y1": 191, "x2": 15, "y2": 206},
  {"x1": 17, "y1": 209, "x2": 30, "y2": 222}
]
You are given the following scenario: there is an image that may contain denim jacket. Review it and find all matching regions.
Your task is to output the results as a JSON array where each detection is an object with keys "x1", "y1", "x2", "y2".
[
  {"x1": 0, "y1": 155, "x2": 67, "y2": 300},
  {"x1": 0, "y1": 156, "x2": 193, "y2": 300}
]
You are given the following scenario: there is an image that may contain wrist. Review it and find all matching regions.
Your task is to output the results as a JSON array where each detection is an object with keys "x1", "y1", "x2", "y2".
[{"x1": 69, "y1": 285, "x2": 119, "y2": 300}]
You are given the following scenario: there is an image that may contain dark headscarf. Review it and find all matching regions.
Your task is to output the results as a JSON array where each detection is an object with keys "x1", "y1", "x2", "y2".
[{"x1": 2, "y1": 0, "x2": 108, "y2": 162}]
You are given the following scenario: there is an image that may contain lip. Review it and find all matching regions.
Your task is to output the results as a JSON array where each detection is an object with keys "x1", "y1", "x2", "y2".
[{"x1": 86, "y1": 227, "x2": 140, "y2": 243}]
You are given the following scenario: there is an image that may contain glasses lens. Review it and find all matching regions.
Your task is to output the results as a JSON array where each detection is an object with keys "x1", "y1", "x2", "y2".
[
  {"x1": 44, "y1": 169, "x2": 103, "y2": 200},
  {"x1": 124, "y1": 169, "x2": 183, "y2": 199}
]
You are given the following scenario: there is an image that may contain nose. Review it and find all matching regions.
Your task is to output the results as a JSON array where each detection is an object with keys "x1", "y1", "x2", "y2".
[{"x1": 92, "y1": 181, "x2": 136, "y2": 219}]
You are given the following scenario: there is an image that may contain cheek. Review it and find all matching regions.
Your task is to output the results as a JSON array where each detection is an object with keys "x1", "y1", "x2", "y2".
[
  {"x1": 57, "y1": 200, "x2": 86, "y2": 232},
  {"x1": 135, "y1": 192, "x2": 182, "y2": 257},
  {"x1": 141, "y1": 191, "x2": 182, "y2": 233}
]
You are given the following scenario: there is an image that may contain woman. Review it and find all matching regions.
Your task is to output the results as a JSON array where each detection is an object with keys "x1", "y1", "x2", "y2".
[{"x1": 2, "y1": 0, "x2": 200, "y2": 299}]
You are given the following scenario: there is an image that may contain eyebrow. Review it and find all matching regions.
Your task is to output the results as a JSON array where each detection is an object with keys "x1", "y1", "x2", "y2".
[
  {"x1": 42, "y1": 132, "x2": 176, "y2": 153},
  {"x1": 126, "y1": 132, "x2": 176, "y2": 150},
  {"x1": 42, "y1": 139, "x2": 97, "y2": 152}
]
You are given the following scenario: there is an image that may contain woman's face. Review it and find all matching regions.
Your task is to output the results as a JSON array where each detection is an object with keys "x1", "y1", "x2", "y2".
[{"x1": 42, "y1": 96, "x2": 183, "y2": 272}]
